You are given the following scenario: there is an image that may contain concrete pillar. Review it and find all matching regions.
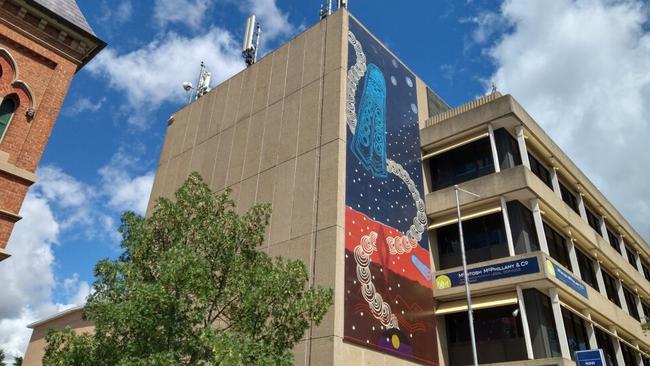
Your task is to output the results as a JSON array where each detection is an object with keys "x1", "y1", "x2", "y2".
[
  {"x1": 567, "y1": 238, "x2": 581, "y2": 277},
  {"x1": 609, "y1": 327, "x2": 626, "y2": 366},
  {"x1": 550, "y1": 168, "x2": 563, "y2": 200},
  {"x1": 488, "y1": 123, "x2": 500, "y2": 173},
  {"x1": 616, "y1": 278, "x2": 629, "y2": 314},
  {"x1": 501, "y1": 197, "x2": 515, "y2": 256},
  {"x1": 577, "y1": 194, "x2": 589, "y2": 223},
  {"x1": 549, "y1": 288, "x2": 571, "y2": 360},
  {"x1": 515, "y1": 125, "x2": 530, "y2": 169},
  {"x1": 530, "y1": 198, "x2": 549, "y2": 255},
  {"x1": 594, "y1": 260, "x2": 608, "y2": 297},
  {"x1": 634, "y1": 245, "x2": 645, "y2": 274},
  {"x1": 634, "y1": 343, "x2": 644, "y2": 366},
  {"x1": 582, "y1": 310, "x2": 598, "y2": 349},
  {"x1": 599, "y1": 217, "x2": 613, "y2": 246},
  {"x1": 636, "y1": 292, "x2": 646, "y2": 324},
  {"x1": 517, "y1": 286, "x2": 534, "y2": 360}
]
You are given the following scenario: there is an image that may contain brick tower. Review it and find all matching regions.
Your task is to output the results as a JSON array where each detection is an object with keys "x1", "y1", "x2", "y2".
[{"x1": 0, "y1": 0, "x2": 105, "y2": 260}]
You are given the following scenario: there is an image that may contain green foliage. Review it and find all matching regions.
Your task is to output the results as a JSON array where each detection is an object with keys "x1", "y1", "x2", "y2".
[
  {"x1": 13, "y1": 357, "x2": 22, "y2": 366},
  {"x1": 43, "y1": 173, "x2": 333, "y2": 365},
  {"x1": 0, "y1": 349, "x2": 5, "y2": 366}
]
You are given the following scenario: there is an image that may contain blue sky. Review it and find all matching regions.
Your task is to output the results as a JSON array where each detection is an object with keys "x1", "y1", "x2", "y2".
[{"x1": 2, "y1": 0, "x2": 650, "y2": 360}]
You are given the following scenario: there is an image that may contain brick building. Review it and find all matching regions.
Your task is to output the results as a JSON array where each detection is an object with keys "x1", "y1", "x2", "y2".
[{"x1": 0, "y1": 0, "x2": 105, "y2": 260}]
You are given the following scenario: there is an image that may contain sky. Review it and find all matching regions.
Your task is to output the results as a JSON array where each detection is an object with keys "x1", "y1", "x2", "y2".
[{"x1": 2, "y1": 0, "x2": 650, "y2": 361}]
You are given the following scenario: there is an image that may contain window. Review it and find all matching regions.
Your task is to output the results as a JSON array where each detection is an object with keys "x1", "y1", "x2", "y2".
[
  {"x1": 0, "y1": 96, "x2": 17, "y2": 141},
  {"x1": 601, "y1": 270, "x2": 621, "y2": 308},
  {"x1": 595, "y1": 327, "x2": 618, "y2": 366},
  {"x1": 528, "y1": 153, "x2": 553, "y2": 189},
  {"x1": 523, "y1": 289, "x2": 561, "y2": 359},
  {"x1": 436, "y1": 212, "x2": 509, "y2": 270},
  {"x1": 625, "y1": 245, "x2": 638, "y2": 269},
  {"x1": 585, "y1": 205, "x2": 602, "y2": 235},
  {"x1": 621, "y1": 342, "x2": 639, "y2": 366},
  {"x1": 562, "y1": 307, "x2": 589, "y2": 361},
  {"x1": 426, "y1": 87, "x2": 449, "y2": 117},
  {"x1": 607, "y1": 229, "x2": 620, "y2": 250},
  {"x1": 559, "y1": 182, "x2": 580, "y2": 215},
  {"x1": 494, "y1": 128, "x2": 521, "y2": 170},
  {"x1": 507, "y1": 200, "x2": 539, "y2": 255},
  {"x1": 446, "y1": 305, "x2": 527, "y2": 365},
  {"x1": 623, "y1": 285, "x2": 640, "y2": 321},
  {"x1": 544, "y1": 223, "x2": 571, "y2": 270},
  {"x1": 428, "y1": 137, "x2": 495, "y2": 191},
  {"x1": 576, "y1": 248, "x2": 599, "y2": 291}
]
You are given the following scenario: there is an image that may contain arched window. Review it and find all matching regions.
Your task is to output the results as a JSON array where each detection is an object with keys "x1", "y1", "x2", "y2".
[{"x1": 0, "y1": 96, "x2": 17, "y2": 142}]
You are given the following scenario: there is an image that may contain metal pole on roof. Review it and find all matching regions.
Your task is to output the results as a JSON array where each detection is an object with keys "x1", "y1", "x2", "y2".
[{"x1": 455, "y1": 184, "x2": 481, "y2": 366}]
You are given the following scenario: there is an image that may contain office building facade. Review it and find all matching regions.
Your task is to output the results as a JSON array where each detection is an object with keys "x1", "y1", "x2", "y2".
[{"x1": 24, "y1": 8, "x2": 650, "y2": 366}]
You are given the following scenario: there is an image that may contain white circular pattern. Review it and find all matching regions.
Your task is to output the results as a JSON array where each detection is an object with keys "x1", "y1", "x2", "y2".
[
  {"x1": 405, "y1": 76, "x2": 413, "y2": 88},
  {"x1": 346, "y1": 31, "x2": 367, "y2": 135},
  {"x1": 411, "y1": 103, "x2": 418, "y2": 114},
  {"x1": 390, "y1": 75, "x2": 397, "y2": 86}
]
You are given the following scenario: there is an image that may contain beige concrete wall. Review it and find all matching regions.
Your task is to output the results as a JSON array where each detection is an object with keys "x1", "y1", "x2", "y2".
[
  {"x1": 146, "y1": 9, "x2": 348, "y2": 366},
  {"x1": 23, "y1": 309, "x2": 93, "y2": 366}
]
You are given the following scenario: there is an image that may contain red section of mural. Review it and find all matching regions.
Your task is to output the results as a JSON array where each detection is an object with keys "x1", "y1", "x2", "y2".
[{"x1": 345, "y1": 207, "x2": 432, "y2": 288}]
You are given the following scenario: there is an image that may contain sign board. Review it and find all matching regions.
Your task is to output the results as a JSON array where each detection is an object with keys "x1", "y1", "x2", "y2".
[
  {"x1": 576, "y1": 349, "x2": 606, "y2": 366},
  {"x1": 435, "y1": 257, "x2": 539, "y2": 290},
  {"x1": 546, "y1": 259, "x2": 589, "y2": 299}
]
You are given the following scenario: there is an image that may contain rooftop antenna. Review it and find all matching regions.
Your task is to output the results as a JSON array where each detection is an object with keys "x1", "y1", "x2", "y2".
[
  {"x1": 491, "y1": 82, "x2": 498, "y2": 94},
  {"x1": 242, "y1": 15, "x2": 261, "y2": 67},
  {"x1": 182, "y1": 81, "x2": 193, "y2": 103},
  {"x1": 338, "y1": 0, "x2": 347, "y2": 8},
  {"x1": 195, "y1": 61, "x2": 211, "y2": 99},
  {"x1": 320, "y1": 0, "x2": 332, "y2": 19}
]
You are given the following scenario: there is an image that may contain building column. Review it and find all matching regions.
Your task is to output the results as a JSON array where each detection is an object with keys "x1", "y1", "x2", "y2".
[
  {"x1": 488, "y1": 123, "x2": 500, "y2": 173},
  {"x1": 515, "y1": 125, "x2": 530, "y2": 169},
  {"x1": 582, "y1": 310, "x2": 598, "y2": 349},
  {"x1": 634, "y1": 244, "x2": 645, "y2": 274},
  {"x1": 550, "y1": 167, "x2": 563, "y2": 200},
  {"x1": 634, "y1": 343, "x2": 645, "y2": 366},
  {"x1": 548, "y1": 288, "x2": 571, "y2": 360},
  {"x1": 599, "y1": 217, "x2": 614, "y2": 249},
  {"x1": 616, "y1": 278, "x2": 630, "y2": 315},
  {"x1": 567, "y1": 238, "x2": 581, "y2": 277},
  {"x1": 501, "y1": 197, "x2": 515, "y2": 256},
  {"x1": 577, "y1": 193, "x2": 589, "y2": 223},
  {"x1": 636, "y1": 293, "x2": 646, "y2": 324},
  {"x1": 517, "y1": 286, "x2": 534, "y2": 360},
  {"x1": 594, "y1": 260, "x2": 608, "y2": 297},
  {"x1": 530, "y1": 198, "x2": 549, "y2": 255},
  {"x1": 610, "y1": 327, "x2": 626, "y2": 366}
]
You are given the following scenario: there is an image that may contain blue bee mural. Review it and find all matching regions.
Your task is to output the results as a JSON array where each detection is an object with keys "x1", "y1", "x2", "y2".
[{"x1": 351, "y1": 63, "x2": 388, "y2": 178}]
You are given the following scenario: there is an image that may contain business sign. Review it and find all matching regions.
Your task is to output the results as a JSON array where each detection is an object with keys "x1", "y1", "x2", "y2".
[
  {"x1": 435, "y1": 257, "x2": 539, "y2": 290},
  {"x1": 576, "y1": 349, "x2": 605, "y2": 366},
  {"x1": 546, "y1": 259, "x2": 589, "y2": 299}
]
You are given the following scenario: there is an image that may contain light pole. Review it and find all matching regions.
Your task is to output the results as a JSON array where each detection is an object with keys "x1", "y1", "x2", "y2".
[{"x1": 454, "y1": 184, "x2": 480, "y2": 366}]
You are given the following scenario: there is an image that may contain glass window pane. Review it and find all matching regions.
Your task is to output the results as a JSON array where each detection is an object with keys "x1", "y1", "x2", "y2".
[
  {"x1": 436, "y1": 212, "x2": 509, "y2": 270},
  {"x1": 429, "y1": 137, "x2": 495, "y2": 191},
  {"x1": 544, "y1": 223, "x2": 572, "y2": 270},
  {"x1": 559, "y1": 182, "x2": 580, "y2": 215},
  {"x1": 0, "y1": 97, "x2": 16, "y2": 140},
  {"x1": 528, "y1": 153, "x2": 553, "y2": 189},
  {"x1": 576, "y1": 248, "x2": 599, "y2": 291},
  {"x1": 602, "y1": 270, "x2": 621, "y2": 307}
]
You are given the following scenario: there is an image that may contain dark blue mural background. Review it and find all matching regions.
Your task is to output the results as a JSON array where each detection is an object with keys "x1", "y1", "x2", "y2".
[{"x1": 345, "y1": 20, "x2": 429, "y2": 249}]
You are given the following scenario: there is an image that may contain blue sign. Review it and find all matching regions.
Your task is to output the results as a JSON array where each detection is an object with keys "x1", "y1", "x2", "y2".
[
  {"x1": 435, "y1": 257, "x2": 539, "y2": 289},
  {"x1": 546, "y1": 259, "x2": 589, "y2": 299},
  {"x1": 576, "y1": 349, "x2": 605, "y2": 366}
]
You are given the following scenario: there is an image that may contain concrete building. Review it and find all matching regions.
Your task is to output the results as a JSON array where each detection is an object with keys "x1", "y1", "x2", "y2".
[
  {"x1": 24, "y1": 8, "x2": 650, "y2": 366},
  {"x1": 0, "y1": 0, "x2": 105, "y2": 260}
]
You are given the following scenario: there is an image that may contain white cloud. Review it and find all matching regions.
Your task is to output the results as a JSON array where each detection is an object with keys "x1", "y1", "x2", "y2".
[
  {"x1": 99, "y1": 0, "x2": 133, "y2": 25},
  {"x1": 0, "y1": 194, "x2": 88, "y2": 361},
  {"x1": 244, "y1": 0, "x2": 295, "y2": 45},
  {"x1": 153, "y1": 0, "x2": 213, "y2": 30},
  {"x1": 63, "y1": 97, "x2": 107, "y2": 117},
  {"x1": 481, "y1": 0, "x2": 650, "y2": 240},
  {"x1": 99, "y1": 151, "x2": 155, "y2": 215},
  {"x1": 87, "y1": 27, "x2": 244, "y2": 127}
]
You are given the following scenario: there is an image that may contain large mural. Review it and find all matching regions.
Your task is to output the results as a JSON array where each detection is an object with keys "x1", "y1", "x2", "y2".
[{"x1": 344, "y1": 18, "x2": 438, "y2": 365}]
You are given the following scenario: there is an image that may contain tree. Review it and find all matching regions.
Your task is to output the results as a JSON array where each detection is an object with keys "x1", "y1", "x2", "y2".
[
  {"x1": 12, "y1": 357, "x2": 22, "y2": 366},
  {"x1": 43, "y1": 173, "x2": 333, "y2": 365},
  {"x1": 0, "y1": 350, "x2": 5, "y2": 366}
]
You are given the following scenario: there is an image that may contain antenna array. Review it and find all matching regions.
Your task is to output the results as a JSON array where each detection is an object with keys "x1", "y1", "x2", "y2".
[
  {"x1": 320, "y1": 0, "x2": 347, "y2": 19},
  {"x1": 242, "y1": 15, "x2": 261, "y2": 67}
]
